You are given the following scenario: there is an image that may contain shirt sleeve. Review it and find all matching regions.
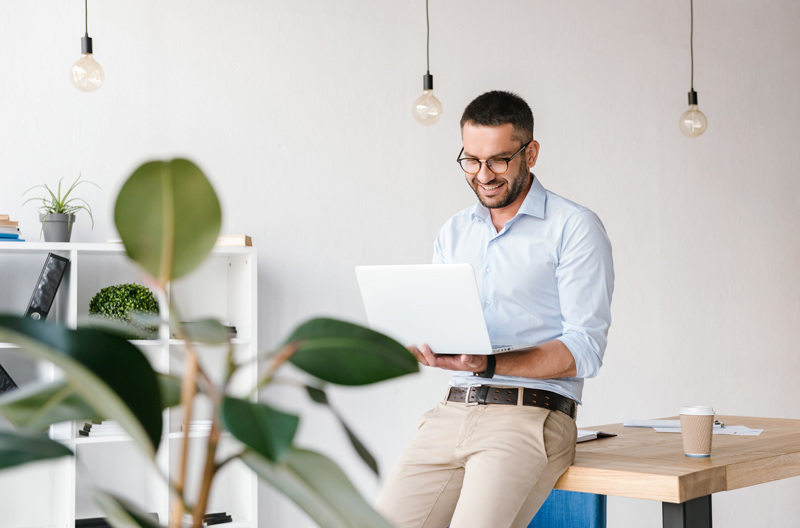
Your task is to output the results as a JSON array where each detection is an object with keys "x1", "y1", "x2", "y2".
[
  {"x1": 555, "y1": 209, "x2": 614, "y2": 378},
  {"x1": 432, "y1": 227, "x2": 446, "y2": 264}
]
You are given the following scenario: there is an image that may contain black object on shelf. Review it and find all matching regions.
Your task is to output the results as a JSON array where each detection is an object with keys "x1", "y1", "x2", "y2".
[
  {"x1": 24, "y1": 252, "x2": 69, "y2": 321},
  {"x1": 0, "y1": 362, "x2": 18, "y2": 394},
  {"x1": 204, "y1": 512, "x2": 233, "y2": 525},
  {"x1": 76, "y1": 512, "x2": 158, "y2": 528}
]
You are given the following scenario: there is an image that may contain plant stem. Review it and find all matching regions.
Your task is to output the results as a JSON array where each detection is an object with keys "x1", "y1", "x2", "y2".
[
  {"x1": 170, "y1": 344, "x2": 200, "y2": 528},
  {"x1": 193, "y1": 420, "x2": 221, "y2": 528}
]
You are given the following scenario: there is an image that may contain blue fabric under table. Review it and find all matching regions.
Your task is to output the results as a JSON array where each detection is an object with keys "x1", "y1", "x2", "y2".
[{"x1": 528, "y1": 489, "x2": 607, "y2": 528}]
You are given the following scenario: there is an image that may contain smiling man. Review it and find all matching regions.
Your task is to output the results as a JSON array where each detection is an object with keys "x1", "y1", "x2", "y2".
[{"x1": 375, "y1": 91, "x2": 615, "y2": 528}]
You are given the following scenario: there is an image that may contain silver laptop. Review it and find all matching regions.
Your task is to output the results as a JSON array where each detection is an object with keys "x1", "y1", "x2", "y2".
[{"x1": 355, "y1": 263, "x2": 526, "y2": 355}]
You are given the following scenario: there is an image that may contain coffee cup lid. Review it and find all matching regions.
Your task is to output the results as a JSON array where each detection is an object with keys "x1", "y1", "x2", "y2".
[{"x1": 680, "y1": 405, "x2": 715, "y2": 415}]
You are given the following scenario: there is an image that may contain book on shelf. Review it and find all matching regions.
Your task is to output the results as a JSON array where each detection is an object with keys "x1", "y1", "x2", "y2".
[
  {"x1": 79, "y1": 420, "x2": 128, "y2": 437},
  {"x1": 77, "y1": 513, "x2": 158, "y2": 528},
  {"x1": 0, "y1": 220, "x2": 19, "y2": 227},
  {"x1": 106, "y1": 234, "x2": 252, "y2": 247},
  {"x1": 24, "y1": 253, "x2": 69, "y2": 321},
  {"x1": 0, "y1": 214, "x2": 9, "y2": 221},
  {"x1": 182, "y1": 512, "x2": 233, "y2": 526},
  {"x1": 0, "y1": 226, "x2": 20, "y2": 234},
  {"x1": 215, "y1": 234, "x2": 252, "y2": 247}
]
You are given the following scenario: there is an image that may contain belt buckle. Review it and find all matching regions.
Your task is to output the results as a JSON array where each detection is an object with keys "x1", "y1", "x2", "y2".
[{"x1": 465, "y1": 384, "x2": 481, "y2": 406}]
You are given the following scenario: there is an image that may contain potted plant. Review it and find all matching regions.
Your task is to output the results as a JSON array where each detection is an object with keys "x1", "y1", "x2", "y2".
[
  {"x1": 23, "y1": 174, "x2": 99, "y2": 242},
  {"x1": 0, "y1": 158, "x2": 418, "y2": 528},
  {"x1": 89, "y1": 283, "x2": 160, "y2": 339}
]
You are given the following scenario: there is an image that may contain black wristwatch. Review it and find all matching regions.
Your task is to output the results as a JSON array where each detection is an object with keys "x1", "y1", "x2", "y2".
[{"x1": 473, "y1": 354, "x2": 496, "y2": 378}]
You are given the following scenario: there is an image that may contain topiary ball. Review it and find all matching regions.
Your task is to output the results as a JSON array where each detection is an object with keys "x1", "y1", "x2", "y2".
[{"x1": 89, "y1": 283, "x2": 160, "y2": 339}]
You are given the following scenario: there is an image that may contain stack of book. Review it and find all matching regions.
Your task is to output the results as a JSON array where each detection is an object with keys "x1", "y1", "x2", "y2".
[
  {"x1": 79, "y1": 420, "x2": 128, "y2": 438},
  {"x1": 77, "y1": 513, "x2": 158, "y2": 527},
  {"x1": 181, "y1": 512, "x2": 233, "y2": 526},
  {"x1": 181, "y1": 420, "x2": 214, "y2": 434},
  {"x1": 0, "y1": 214, "x2": 24, "y2": 242}
]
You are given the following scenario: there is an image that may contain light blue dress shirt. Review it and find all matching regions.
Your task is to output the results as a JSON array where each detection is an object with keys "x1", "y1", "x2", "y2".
[{"x1": 433, "y1": 175, "x2": 614, "y2": 404}]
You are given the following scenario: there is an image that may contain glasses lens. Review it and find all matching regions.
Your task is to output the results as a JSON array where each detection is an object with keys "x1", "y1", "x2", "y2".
[
  {"x1": 485, "y1": 159, "x2": 508, "y2": 174},
  {"x1": 459, "y1": 159, "x2": 481, "y2": 174}
]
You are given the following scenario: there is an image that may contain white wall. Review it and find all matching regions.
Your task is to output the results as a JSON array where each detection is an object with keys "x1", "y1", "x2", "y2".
[{"x1": 2, "y1": 1, "x2": 800, "y2": 526}]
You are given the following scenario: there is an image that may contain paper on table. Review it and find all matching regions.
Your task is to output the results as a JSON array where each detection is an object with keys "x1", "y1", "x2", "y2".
[
  {"x1": 653, "y1": 425, "x2": 763, "y2": 436},
  {"x1": 624, "y1": 419, "x2": 724, "y2": 429}
]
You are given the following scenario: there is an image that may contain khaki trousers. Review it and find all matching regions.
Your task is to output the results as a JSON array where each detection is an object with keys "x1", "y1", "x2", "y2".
[{"x1": 375, "y1": 398, "x2": 577, "y2": 528}]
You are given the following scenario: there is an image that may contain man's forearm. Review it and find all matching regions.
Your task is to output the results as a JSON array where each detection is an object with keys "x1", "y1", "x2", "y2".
[{"x1": 495, "y1": 339, "x2": 577, "y2": 379}]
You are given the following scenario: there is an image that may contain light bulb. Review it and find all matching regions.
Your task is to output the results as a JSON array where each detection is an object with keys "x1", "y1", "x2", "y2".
[
  {"x1": 70, "y1": 34, "x2": 104, "y2": 92},
  {"x1": 412, "y1": 73, "x2": 442, "y2": 126},
  {"x1": 679, "y1": 91, "x2": 707, "y2": 137}
]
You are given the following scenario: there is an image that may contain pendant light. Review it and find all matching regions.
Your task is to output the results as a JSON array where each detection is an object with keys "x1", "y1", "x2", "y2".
[
  {"x1": 412, "y1": 0, "x2": 442, "y2": 125},
  {"x1": 70, "y1": 0, "x2": 104, "y2": 92},
  {"x1": 679, "y1": 0, "x2": 706, "y2": 137}
]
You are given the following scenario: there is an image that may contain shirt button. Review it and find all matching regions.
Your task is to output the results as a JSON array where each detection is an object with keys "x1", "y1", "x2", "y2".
[
  {"x1": 486, "y1": 267, "x2": 492, "y2": 273},
  {"x1": 484, "y1": 300, "x2": 491, "y2": 306}
]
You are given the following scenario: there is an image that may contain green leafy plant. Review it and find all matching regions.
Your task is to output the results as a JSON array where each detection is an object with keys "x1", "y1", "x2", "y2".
[
  {"x1": 89, "y1": 283, "x2": 160, "y2": 339},
  {"x1": 0, "y1": 158, "x2": 418, "y2": 528},
  {"x1": 23, "y1": 174, "x2": 100, "y2": 227}
]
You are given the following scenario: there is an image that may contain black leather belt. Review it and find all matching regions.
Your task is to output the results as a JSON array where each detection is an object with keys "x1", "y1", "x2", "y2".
[{"x1": 446, "y1": 386, "x2": 577, "y2": 419}]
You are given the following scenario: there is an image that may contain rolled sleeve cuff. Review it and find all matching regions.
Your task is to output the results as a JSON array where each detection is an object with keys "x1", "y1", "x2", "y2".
[{"x1": 557, "y1": 331, "x2": 604, "y2": 379}]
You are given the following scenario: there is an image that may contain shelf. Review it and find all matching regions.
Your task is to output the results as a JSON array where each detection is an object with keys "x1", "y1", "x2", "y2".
[
  {"x1": 0, "y1": 241, "x2": 254, "y2": 256},
  {"x1": 1, "y1": 241, "x2": 258, "y2": 527}
]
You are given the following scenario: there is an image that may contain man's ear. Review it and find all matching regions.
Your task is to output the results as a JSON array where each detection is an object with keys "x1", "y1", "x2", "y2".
[{"x1": 527, "y1": 140, "x2": 541, "y2": 169}]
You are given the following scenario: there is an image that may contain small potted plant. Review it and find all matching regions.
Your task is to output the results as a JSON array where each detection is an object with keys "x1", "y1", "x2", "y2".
[
  {"x1": 23, "y1": 174, "x2": 99, "y2": 242},
  {"x1": 89, "y1": 283, "x2": 160, "y2": 339}
]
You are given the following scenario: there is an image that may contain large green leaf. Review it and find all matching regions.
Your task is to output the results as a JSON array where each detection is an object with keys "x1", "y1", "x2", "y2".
[
  {"x1": 0, "y1": 374, "x2": 181, "y2": 434},
  {"x1": 243, "y1": 448, "x2": 393, "y2": 528},
  {"x1": 0, "y1": 381, "x2": 100, "y2": 432},
  {"x1": 305, "y1": 386, "x2": 378, "y2": 476},
  {"x1": 285, "y1": 318, "x2": 418, "y2": 386},
  {"x1": 114, "y1": 158, "x2": 221, "y2": 284},
  {"x1": 0, "y1": 431, "x2": 73, "y2": 471},
  {"x1": 180, "y1": 318, "x2": 230, "y2": 345},
  {"x1": 93, "y1": 491, "x2": 164, "y2": 528},
  {"x1": 0, "y1": 316, "x2": 162, "y2": 455},
  {"x1": 220, "y1": 397, "x2": 298, "y2": 462}
]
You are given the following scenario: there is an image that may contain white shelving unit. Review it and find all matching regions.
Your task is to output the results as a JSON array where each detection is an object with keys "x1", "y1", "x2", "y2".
[{"x1": 0, "y1": 242, "x2": 258, "y2": 528}]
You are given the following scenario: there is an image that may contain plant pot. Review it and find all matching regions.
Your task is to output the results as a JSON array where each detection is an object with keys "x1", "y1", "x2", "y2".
[{"x1": 40, "y1": 213, "x2": 75, "y2": 242}]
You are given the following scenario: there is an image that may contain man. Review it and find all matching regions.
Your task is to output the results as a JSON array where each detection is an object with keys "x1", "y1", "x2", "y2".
[{"x1": 375, "y1": 91, "x2": 614, "y2": 528}]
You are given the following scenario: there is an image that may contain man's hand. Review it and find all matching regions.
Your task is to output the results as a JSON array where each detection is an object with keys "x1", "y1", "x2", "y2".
[{"x1": 407, "y1": 344, "x2": 487, "y2": 373}]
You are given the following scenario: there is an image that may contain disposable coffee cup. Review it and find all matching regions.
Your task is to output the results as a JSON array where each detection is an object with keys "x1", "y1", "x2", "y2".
[{"x1": 680, "y1": 406, "x2": 715, "y2": 457}]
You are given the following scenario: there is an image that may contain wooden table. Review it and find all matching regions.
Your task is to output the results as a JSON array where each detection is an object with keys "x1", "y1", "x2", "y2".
[{"x1": 553, "y1": 416, "x2": 800, "y2": 527}]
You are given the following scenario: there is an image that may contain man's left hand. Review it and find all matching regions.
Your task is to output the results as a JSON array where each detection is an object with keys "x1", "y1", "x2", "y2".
[{"x1": 408, "y1": 344, "x2": 487, "y2": 372}]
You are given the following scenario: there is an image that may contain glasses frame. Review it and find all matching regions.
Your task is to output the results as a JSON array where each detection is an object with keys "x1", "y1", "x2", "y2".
[{"x1": 456, "y1": 141, "x2": 531, "y2": 175}]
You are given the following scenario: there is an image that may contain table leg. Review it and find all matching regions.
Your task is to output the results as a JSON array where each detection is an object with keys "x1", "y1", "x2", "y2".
[{"x1": 662, "y1": 495, "x2": 712, "y2": 528}]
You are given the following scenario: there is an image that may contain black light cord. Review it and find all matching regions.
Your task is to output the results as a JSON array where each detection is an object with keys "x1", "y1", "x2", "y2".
[
  {"x1": 426, "y1": 0, "x2": 430, "y2": 73},
  {"x1": 690, "y1": 0, "x2": 694, "y2": 90}
]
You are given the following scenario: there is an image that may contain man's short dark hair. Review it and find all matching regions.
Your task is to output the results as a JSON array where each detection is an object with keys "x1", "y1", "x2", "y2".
[{"x1": 460, "y1": 91, "x2": 534, "y2": 143}]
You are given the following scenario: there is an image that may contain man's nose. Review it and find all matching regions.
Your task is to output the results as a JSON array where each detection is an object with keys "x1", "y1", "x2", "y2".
[{"x1": 476, "y1": 163, "x2": 496, "y2": 183}]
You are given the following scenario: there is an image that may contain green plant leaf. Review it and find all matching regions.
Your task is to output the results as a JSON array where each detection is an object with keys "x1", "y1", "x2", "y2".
[
  {"x1": 220, "y1": 397, "x2": 298, "y2": 462},
  {"x1": 0, "y1": 316, "x2": 163, "y2": 455},
  {"x1": 0, "y1": 373, "x2": 181, "y2": 434},
  {"x1": 0, "y1": 381, "x2": 101, "y2": 432},
  {"x1": 157, "y1": 374, "x2": 182, "y2": 409},
  {"x1": 93, "y1": 490, "x2": 164, "y2": 528},
  {"x1": 285, "y1": 318, "x2": 418, "y2": 386},
  {"x1": 180, "y1": 319, "x2": 230, "y2": 345},
  {"x1": 114, "y1": 158, "x2": 221, "y2": 284},
  {"x1": 0, "y1": 431, "x2": 73, "y2": 471},
  {"x1": 304, "y1": 386, "x2": 379, "y2": 476},
  {"x1": 243, "y1": 448, "x2": 393, "y2": 528}
]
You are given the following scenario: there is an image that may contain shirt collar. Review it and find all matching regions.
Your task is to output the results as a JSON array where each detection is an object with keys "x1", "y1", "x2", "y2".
[{"x1": 471, "y1": 173, "x2": 546, "y2": 222}]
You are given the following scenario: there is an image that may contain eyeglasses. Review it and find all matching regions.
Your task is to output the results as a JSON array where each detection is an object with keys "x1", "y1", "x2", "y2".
[{"x1": 456, "y1": 141, "x2": 531, "y2": 175}]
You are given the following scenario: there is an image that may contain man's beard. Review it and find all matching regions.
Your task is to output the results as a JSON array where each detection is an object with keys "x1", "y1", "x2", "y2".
[{"x1": 470, "y1": 162, "x2": 530, "y2": 209}]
